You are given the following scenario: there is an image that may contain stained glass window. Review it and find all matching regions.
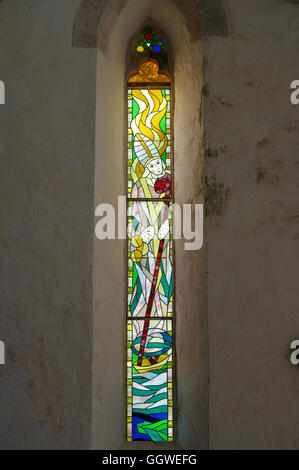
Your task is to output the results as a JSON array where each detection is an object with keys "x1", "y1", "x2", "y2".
[
  {"x1": 127, "y1": 44, "x2": 174, "y2": 442},
  {"x1": 134, "y1": 28, "x2": 166, "y2": 54}
]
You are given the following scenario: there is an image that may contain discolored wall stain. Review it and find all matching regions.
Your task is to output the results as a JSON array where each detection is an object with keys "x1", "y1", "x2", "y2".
[
  {"x1": 256, "y1": 160, "x2": 283, "y2": 185},
  {"x1": 205, "y1": 176, "x2": 230, "y2": 217},
  {"x1": 0, "y1": 0, "x2": 298, "y2": 452},
  {"x1": 26, "y1": 339, "x2": 64, "y2": 430},
  {"x1": 205, "y1": 146, "x2": 228, "y2": 160},
  {"x1": 257, "y1": 138, "x2": 271, "y2": 148}
]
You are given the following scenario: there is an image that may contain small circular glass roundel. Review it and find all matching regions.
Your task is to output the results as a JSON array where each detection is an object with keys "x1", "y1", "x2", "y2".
[
  {"x1": 135, "y1": 29, "x2": 166, "y2": 54},
  {"x1": 145, "y1": 32, "x2": 153, "y2": 40}
]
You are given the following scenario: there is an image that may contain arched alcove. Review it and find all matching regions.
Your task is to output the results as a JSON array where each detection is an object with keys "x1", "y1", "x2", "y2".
[
  {"x1": 73, "y1": 0, "x2": 219, "y2": 450},
  {"x1": 73, "y1": 0, "x2": 229, "y2": 50}
]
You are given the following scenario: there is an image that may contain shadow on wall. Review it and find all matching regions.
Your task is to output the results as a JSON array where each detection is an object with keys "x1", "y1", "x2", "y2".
[{"x1": 72, "y1": 0, "x2": 230, "y2": 50}]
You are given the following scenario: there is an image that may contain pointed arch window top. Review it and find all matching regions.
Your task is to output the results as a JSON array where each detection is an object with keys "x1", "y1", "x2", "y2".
[{"x1": 128, "y1": 59, "x2": 171, "y2": 84}]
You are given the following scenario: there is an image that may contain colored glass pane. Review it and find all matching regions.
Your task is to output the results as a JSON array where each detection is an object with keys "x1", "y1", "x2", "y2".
[
  {"x1": 135, "y1": 28, "x2": 166, "y2": 54},
  {"x1": 128, "y1": 201, "x2": 173, "y2": 318},
  {"x1": 127, "y1": 64, "x2": 173, "y2": 442},
  {"x1": 127, "y1": 319, "x2": 173, "y2": 442},
  {"x1": 127, "y1": 88, "x2": 172, "y2": 198}
]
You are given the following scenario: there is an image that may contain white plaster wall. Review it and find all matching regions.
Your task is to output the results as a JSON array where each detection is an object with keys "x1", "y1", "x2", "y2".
[
  {"x1": 0, "y1": 0, "x2": 298, "y2": 451},
  {"x1": 205, "y1": 0, "x2": 299, "y2": 450},
  {"x1": 0, "y1": 0, "x2": 96, "y2": 449}
]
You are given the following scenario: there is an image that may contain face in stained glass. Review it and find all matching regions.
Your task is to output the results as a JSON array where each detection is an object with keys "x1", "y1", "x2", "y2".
[{"x1": 128, "y1": 88, "x2": 172, "y2": 199}]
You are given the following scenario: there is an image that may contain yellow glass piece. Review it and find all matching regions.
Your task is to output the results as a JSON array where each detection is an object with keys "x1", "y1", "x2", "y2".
[
  {"x1": 137, "y1": 45, "x2": 144, "y2": 52},
  {"x1": 131, "y1": 249, "x2": 142, "y2": 263},
  {"x1": 131, "y1": 235, "x2": 143, "y2": 248},
  {"x1": 142, "y1": 244, "x2": 149, "y2": 256},
  {"x1": 130, "y1": 235, "x2": 149, "y2": 262},
  {"x1": 130, "y1": 89, "x2": 168, "y2": 170},
  {"x1": 134, "y1": 354, "x2": 169, "y2": 374},
  {"x1": 128, "y1": 58, "x2": 171, "y2": 84}
]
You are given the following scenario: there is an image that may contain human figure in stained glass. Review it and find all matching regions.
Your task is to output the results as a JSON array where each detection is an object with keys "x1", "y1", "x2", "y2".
[{"x1": 131, "y1": 134, "x2": 171, "y2": 199}]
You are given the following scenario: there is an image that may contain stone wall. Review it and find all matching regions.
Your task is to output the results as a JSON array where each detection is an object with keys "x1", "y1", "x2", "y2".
[
  {"x1": 0, "y1": 0, "x2": 298, "y2": 450},
  {"x1": 205, "y1": 0, "x2": 299, "y2": 450},
  {"x1": 0, "y1": 0, "x2": 96, "y2": 449}
]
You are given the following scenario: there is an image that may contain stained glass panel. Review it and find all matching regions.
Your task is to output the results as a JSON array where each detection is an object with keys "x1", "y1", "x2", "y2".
[
  {"x1": 127, "y1": 319, "x2": 173, "y2": 442},
  {"x1": 128, "y1": 88, "x2": 171, "y2": 199},
  {"x1": 134, "y1": 28, "x2": 166, "y2": 54},
  {"x1": 128, "y1": 201, "x2": 173, "y2": 318},
  {"x1": 127, "y1": 78, "x2": 173, "y2": 441}
]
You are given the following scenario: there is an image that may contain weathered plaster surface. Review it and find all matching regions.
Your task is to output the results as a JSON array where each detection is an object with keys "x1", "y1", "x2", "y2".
[
  {"x1": 204, "y1": 0, "x2": 299, "y2": 450},
  {"x1": 0, "y1": 0, "x2": 96, "y2": 449},
  {"x1": 73, "y1": 0, "x2": 228, "y2": 51},
  {"x1": 0, "y1": 0, "x2": 298, "y2": 451}
]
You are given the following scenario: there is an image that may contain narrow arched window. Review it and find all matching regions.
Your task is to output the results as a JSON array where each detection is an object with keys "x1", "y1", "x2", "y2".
[{"x1": 127, "y1": 28, "x2": 174, "y2": 442}]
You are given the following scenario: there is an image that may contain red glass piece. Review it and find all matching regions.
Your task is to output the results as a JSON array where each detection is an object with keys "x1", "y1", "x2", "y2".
[{"x1": 145, "y1": 32, "x2": 153, "y2": 40}]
